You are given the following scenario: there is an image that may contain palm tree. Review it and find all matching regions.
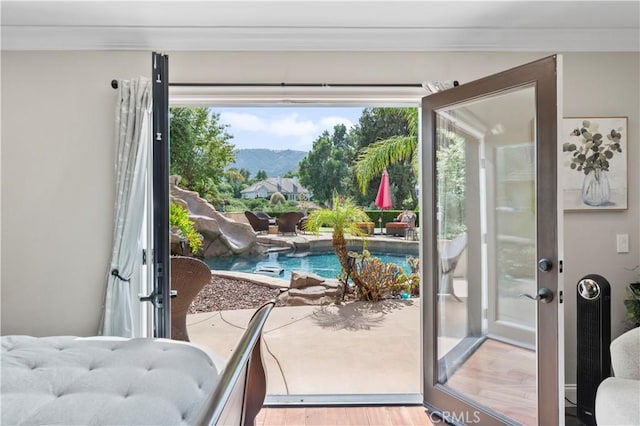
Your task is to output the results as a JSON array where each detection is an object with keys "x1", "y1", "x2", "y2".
[
  {"x1": 304, "y1": 196, "x2": 371, "y2": 293},
  {"x1": 355, "y1": 108, "x2": 418, "y2": 194}
]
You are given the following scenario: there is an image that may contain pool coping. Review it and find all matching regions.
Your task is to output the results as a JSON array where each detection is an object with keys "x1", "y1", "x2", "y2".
[
  {"x1": 212, "y1": 270, "x2": 290, "y2": 289},
  {"x1": 256, "y1": 233, "x2": 419, "y2": 256}
]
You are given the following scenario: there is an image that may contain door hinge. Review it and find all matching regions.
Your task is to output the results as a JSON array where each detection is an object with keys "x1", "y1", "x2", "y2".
[
  {"x1": 559, "y1": 290, "x2": 564, "y2": 303},
  {"x1": 559, "y1": 260, "x2": 563, "y2": 273},
  {"x1": 142, "y1": 249, "x2": 147, "y2": 265}
]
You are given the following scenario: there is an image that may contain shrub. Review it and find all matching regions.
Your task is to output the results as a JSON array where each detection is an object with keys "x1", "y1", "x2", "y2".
[
  {"x1": 270, "y1": 191, "x2": 286, "y2": 205},
  {"x1": 224, "y1": 198, "x2": 248, "y2": 212},
  {"x1": 350, "y1": 250, "x2": 410, "y2": 302},
  {"x1": 245, "y1": 198, "x2": 268, "y2": 211},
  {"x1": 363, "y1": 209, "x2": 420, "y2": 227},
  {"x1": 405, "y1": 257, "x2": 420, "y2": 296},
  {"x1": 169, "y1": 202, "x2": 203, "y2": 253}
]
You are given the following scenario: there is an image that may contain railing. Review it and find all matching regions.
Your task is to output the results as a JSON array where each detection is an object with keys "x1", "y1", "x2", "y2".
[{"x1": 195, "y1": 300, "x2": 275, "y2": 426}]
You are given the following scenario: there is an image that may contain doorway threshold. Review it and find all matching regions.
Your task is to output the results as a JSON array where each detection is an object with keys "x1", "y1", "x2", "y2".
[{"x1": 265, "y1": 393, "x2": 423, "y2": 406}]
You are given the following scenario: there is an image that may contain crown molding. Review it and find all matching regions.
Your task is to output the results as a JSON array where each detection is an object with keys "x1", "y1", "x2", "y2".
[{"x1": 2, "y1": 26, "x2": 639, "y2": 52}]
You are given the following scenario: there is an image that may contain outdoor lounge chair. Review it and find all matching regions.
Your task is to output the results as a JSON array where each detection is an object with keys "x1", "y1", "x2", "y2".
[
  {"x1": 385, "y1": 211, "x2": 416, "y2": 237},
  {"x1": 297, "y1": 215, "x2": 309, "y2": 233},
  {"x1": 171, "y1": 256, "x2": 212, "y2": 341},
  {"x1": 278, "y1": 211, "x2": 305, "y2": 235},
  {"x1": 354, "y1": 221, "x2": 375, "y2": 235},
  {"x1": 438, "y1": 232, "x2": 468, "y2": 302},
  {"x1": 244, "y1": 211, "x2": 270, "y2": 233},
  {"x1": 254, "y1": 211, "x2": 276, "y2": 225}
]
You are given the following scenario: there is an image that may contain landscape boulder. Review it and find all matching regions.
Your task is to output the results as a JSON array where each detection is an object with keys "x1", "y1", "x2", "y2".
[
  {"x1": 170, "y1": 175, "x2": 263, "y2": 258},
  {"x1": 282, "y1": 271, "x2": 343, "y2": 305},
  {"x1": 289, "y1": 271, "x2": 326, "y2": 289}
]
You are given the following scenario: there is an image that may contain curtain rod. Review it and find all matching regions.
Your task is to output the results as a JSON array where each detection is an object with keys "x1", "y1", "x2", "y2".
[{"x1": 111, "y1": 80, "x2": 459, "y2": 89}]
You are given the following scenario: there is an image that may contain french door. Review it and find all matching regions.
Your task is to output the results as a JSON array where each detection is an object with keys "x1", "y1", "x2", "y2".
[
  {"x1": 147, "y1": 52, "x2": 171, "y2": 338},
  {"x1": 422, "y1": 56, "x2": 564, "y2": 425}
]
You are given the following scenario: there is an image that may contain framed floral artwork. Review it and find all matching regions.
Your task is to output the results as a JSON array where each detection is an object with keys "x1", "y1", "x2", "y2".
[{"x1": 562, "y1": 117, "x2": 627, "y2": 211}]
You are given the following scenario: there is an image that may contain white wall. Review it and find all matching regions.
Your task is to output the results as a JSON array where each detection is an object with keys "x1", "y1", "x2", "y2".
[
  {"x1": 561, "y1": 53, "x2": 639, "y2": 384},
  {"x1": 1, "y1": 51, "x2": 148, "y2": 336},
  {"x1": 1, "y1": 52, "x2": 638, "y2": 390}
]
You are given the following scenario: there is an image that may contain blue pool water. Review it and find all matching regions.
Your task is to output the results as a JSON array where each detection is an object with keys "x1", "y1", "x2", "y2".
[{"x1": 205, "y1": 251, "x2": 414, "y2": 281}]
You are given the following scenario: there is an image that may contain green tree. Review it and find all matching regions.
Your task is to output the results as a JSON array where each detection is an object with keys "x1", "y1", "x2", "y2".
[
  {"x1": 437, "y1": 135, "x2": 466, "y2": 239},
  {"x1": 223, "y1": 167, "x2": 249, "y2": 198},
  {"x1": 304, "y1": 196, "x2": 370, "y2": 293},
  {"x1": 351, "y1": 108, "x2": 417, "y2": 208},
  {"x1": 298, "y1": 124, "x2": 355, "y2": 205},
  {"x1": 254, "y1": 170, "x2": 268, "y2": 182},
  {"x1": 170, "y1": 107, "x2": 235, "y2": 201}
]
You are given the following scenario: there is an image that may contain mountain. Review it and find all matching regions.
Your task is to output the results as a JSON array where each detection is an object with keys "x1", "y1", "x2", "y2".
[{"x1": 230, "y1": 149, "x2": 307, "y2": 178}]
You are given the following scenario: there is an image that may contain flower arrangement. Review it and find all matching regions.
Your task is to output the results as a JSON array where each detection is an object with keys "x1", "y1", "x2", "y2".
[{"x1": 562, "y1": 120, "x2": 623, "y2": 175}]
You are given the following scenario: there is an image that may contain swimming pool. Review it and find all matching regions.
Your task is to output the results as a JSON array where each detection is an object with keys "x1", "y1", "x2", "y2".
[{"x1": 205, "y1": 251, "x2": 415, "y2": 281}]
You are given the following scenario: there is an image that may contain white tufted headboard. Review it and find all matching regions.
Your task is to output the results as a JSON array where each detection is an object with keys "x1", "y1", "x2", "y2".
[
  {"x1": 1, "y1": 300, "x2": 274, "y2": 426},
  {"x1": 2, "y1": 336, "x2": 221, "y2": 425}
]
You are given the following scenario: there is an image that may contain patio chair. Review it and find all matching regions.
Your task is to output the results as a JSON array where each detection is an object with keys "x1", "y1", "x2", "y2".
[
  {"x1": 278, "y1": 211, "x2": 304, "y2": 235},
  {"x1": 171, "y1": 256, "x2": 212, "y2": 341},
  {"x1": 438, "y1": 232, "x2": 467, "y2": 302},
  {"x1": 385, "y1": 211, "x2": 416, "y2": 237},
  {"x1": 244, "y1": 211, "x2": 270, "y2": 233},
  {"x1": 297, "y1": 215, "x2": 309, "y2": 234},
  {"x1": 254, "y1": 211, "x2": 276, "y2": 225}
]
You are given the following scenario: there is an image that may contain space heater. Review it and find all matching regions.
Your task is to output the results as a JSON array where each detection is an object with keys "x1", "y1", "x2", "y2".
[{"x1": 576, "y1": 274, "x2": 611, "y2": 426}]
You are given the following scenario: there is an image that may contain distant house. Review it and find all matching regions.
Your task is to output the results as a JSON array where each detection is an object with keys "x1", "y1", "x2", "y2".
[{"x1": 240, "y1": 177, "x2": 311, "y2": 201}]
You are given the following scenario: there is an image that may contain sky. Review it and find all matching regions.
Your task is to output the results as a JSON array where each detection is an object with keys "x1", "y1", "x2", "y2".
[{"x1": 212, "y1": 107, "x2": 364, "y2": 152}]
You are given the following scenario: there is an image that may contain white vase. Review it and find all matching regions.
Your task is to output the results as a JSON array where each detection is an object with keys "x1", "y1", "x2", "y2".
[{"x1": 582, "y1": 169, "x2": 610, "y2": 206}]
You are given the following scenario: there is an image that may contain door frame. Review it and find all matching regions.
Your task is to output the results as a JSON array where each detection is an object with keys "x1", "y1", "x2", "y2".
[
  {"x1": 421, "y1": 55, "x2": 563, "y2": 425},
  {"x1": 150, "y1": 52, "x2": 171, "y2": 338}
]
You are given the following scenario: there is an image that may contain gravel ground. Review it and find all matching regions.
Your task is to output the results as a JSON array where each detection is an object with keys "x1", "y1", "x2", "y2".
[{"x1": 188, "y1": 275, "x2": 284, "y2": 314}]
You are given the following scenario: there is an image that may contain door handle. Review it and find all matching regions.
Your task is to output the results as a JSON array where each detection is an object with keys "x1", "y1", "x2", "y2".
[
  {"x1": 139, "y1": 290, "x2": 176, "y2": 304},
  {"x1": 538, "y1": 258, "x2": 552, "y2": 272},
  {"x1": 139, "y1": 291, "x2": 156, "y2": 304},
  {"x1": 520, "y1": 287, "x2": 554, "y2": 303}
]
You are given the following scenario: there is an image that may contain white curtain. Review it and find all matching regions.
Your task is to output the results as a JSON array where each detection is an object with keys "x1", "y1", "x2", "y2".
[{"x1": 101, "y1": 77, "x2": 152, "y2": 337}]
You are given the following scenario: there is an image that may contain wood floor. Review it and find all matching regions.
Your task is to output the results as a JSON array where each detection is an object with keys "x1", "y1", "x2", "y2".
[
  {"x1": 445, "y1": 339, "x2": 537, "y2": 425},
  {"x1": 256, "y1": 340, "x2": 537, "y2": 425},
  {"x1": 256, "y1": 406, "x2": 434, "y2": 426}
]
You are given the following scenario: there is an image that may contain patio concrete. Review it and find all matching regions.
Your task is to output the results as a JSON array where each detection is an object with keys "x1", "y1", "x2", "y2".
[
  {"x1": 187, "y1": 300, "x2": 422, "y2": 396},
  {"x1": 188, "y1": 231, "x2": 467, "y2": 398}
]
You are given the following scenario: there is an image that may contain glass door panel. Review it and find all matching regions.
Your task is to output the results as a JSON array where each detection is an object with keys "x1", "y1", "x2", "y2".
[
  {"x1": 422, "y1": 56, "x2": 561, "y2": 426},
  {"x1": 435, "y1": 86, "x2": 537, "y2": 425}
]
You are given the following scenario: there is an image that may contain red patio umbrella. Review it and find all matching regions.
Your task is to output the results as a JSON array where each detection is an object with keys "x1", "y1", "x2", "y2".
[{"x1": 374, "y1": 168, "x2": 392, "y2": 234}]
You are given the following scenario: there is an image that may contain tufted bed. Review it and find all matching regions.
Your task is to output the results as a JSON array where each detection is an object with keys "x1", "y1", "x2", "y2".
[{"x1": 1, "y1": 301, "x2": 274, "y2": 425}]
